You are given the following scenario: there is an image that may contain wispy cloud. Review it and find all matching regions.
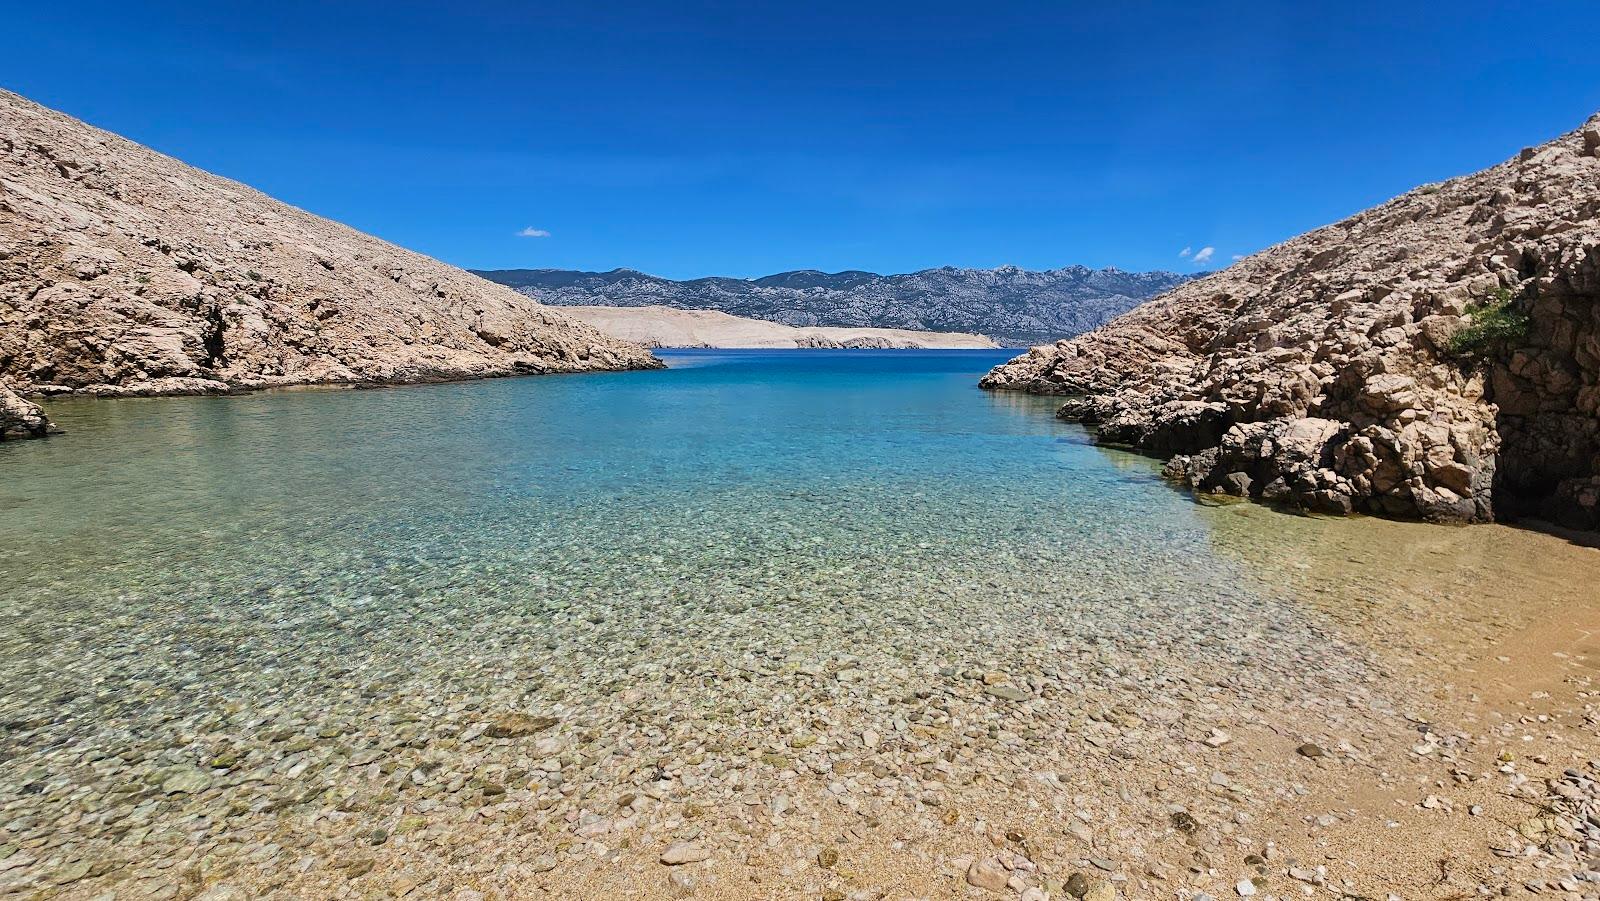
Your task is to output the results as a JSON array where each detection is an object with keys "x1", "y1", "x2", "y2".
[
  {"x1": 1232, "y1": 254, "x2": 1245, "y2": 262},
  {"x1": 1178, "y1": 246, "x2": 1192, "y2": 258},
  {"x1": 516, "y1": 226, "x2": 551, "y2": 238},
  {"x1": 1191, "y1": 246, "x2": 1215, "y2": 265}
]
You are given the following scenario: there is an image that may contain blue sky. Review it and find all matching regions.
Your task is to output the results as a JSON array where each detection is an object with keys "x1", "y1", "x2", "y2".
[{"x1": 5, "y1": 2, "x2": 1599, "y2": 279}]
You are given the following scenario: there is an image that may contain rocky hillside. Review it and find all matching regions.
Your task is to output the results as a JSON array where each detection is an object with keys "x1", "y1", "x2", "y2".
[
  {"x1": 0, "y1": 89, "x2": 660, "y2": 436},
  {"x1": 476, "y1": 265, "x2": 1193, "y2": 346},
  {"x1": 983, "y1": 112, "x2": 1600, "y2": 531}
]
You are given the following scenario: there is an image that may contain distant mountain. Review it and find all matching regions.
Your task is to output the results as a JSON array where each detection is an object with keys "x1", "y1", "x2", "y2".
[{"x1": 474, "y1": 265, "x2": 1197, "y2": 346}]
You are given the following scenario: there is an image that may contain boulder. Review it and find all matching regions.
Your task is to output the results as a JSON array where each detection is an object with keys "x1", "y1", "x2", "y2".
[{"x1": 0, "y1": 383, "x2": 53, "y2": 440}]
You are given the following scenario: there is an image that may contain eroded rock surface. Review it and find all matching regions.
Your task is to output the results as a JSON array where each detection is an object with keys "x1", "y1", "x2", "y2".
[
  {"x1": 0, "y1": 88, "x2": 660, "y2": 429},
  {"x1": 0, "y1": 381, "x2": 49, "y2": 439},
  {"x1": 983, "y1": 113, "x2": 1600, "y2": 527}
]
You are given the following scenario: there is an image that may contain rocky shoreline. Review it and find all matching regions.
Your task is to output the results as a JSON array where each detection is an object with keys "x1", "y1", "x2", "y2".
[
  {"x1": 983, "y1": 112, "x2": 1600, "y2": 532},
  {"x1": 0, "y1": 382, "x2": 51, "y2": 439},
  {"x1": 0, "y1": 89, "x2": 661, "y2": 442}
]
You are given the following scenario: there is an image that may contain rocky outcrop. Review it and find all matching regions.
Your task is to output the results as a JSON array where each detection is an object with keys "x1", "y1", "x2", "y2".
[
  {"x1": 0, "y1": 381, "x2": 50, "y2": 439},
  {"x1": 478, "y1": 265, "x2": 1195, "y2": 346},
  {"x1": 983, "y1": 112, "x2": 1600, "y2": 529},
  {"x1": 0, "y1": 89, "x2": 660, "y2": 422}
]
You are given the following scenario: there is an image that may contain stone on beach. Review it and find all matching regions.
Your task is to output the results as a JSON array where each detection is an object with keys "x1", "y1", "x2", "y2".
[{"x1": 660, "y1": 842, "x2": 712, "y2": 866}]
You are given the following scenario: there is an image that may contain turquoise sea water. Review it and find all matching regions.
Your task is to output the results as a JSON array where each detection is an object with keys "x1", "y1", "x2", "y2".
[
  {"x1": 0, "y1": 349, "x2": 1246, "y2": 625},
  {"x1": 0, "y1": 348, "x2": 1344, "y2": 750},
  {"x1": 0, "y1": 349, "x2": 1381, "y2": 895}
]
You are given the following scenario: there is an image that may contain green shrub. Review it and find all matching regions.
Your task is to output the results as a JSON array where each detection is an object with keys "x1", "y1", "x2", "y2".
[{"x1": 1446, "y1": 287, "x2": 1529, "y2": 360}]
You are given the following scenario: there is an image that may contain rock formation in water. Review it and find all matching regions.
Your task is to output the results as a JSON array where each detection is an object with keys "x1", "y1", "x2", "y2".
[
  {"x1": 557, "y1": 304, "x2": 998, "y2": 349},
  {"x1": 477, "y1": 265, "x2": 1194, "y2": 346},
  {"x1": 983, "y1": 112, "x2": 1600, "y2": 530},
  {"x1": 0, "y1": 89, "x2": 661, "y2": 437},
  {"x1": 0, "y1": 382, "x2": 50, "y2": 440}
]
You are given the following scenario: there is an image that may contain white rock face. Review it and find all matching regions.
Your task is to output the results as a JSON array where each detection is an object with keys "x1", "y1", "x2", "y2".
[
  {"x1": 559, "y1": 304, "x2": 1000, "y2": 349},
  {"x1": 983, "y1": 111, "x2": 1600, "y2": 529},
  {"x1": 0, "y1": 88, "x2": 661, "y2": 436}
]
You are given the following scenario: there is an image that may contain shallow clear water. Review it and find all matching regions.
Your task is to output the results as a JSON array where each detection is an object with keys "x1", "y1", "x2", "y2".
[
  {"x1": 0, "y1": 349, "x2": 1387, "y2": 896},
  {"x1": 0, "y1": 349, "x2": 1301, "y2": 726}
]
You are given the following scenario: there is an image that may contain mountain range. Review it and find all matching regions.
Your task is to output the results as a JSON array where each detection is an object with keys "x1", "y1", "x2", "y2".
[{"x1": 474, "y1": 265, "x2": 1196, "y2": 346}]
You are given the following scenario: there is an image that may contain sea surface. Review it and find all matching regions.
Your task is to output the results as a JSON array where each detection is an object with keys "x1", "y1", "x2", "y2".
[{"x1": 2, "y1": 349, "x2": 1596, "y2": 898}]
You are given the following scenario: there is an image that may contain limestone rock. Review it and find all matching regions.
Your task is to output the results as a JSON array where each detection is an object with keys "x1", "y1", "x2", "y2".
[
  {"x1": 965, "y1": 857, "x2": 1010, "y2": 892},
  {"x1": 983, "y1": 110, "x2": 1600, "y2": 527},
  {"x1": 0, "y1": 382, "x2": 52, "y2": 439},
  {"x1": 0, "y1": 89, "x2": 660, "y2": 406},
  {"x1": 659, "y1": 841, "x2": 711, "y2": 865}
]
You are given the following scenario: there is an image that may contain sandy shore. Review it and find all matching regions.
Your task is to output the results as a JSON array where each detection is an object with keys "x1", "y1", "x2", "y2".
[
  {"x1": 556, "y1": 305, "x2": 1000, "y2": 349},
  {"x1": 496, "y1": 511, "x2": 1600, "y2": 901}
]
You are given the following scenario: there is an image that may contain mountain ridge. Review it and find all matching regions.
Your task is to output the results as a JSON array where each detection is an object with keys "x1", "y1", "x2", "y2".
[{"x1": 476, "y1": 264, "x2": 1196, "y2": 346}]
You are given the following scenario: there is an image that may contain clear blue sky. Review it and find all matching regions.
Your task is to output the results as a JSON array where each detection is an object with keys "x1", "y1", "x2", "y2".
[{"x1": 6, "y1": 2, "x2": 1598, "y2": 279}]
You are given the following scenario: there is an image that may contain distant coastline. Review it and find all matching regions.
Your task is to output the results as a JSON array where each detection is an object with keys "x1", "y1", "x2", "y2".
[{"x1": 558, "y1": 304, "x2": 999, "y2": 349}]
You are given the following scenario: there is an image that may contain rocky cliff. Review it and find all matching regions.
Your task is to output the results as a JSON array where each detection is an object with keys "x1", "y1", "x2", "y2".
[
  {"x1": 983, "y1": 112, "x2": 1600, "y2": 530},
  {"x1": 477, "y1": 265, "x2": 1193, "y2": 346},
  {"x1": 0, "y1": 89, "x2": 660, "y2": 437}
]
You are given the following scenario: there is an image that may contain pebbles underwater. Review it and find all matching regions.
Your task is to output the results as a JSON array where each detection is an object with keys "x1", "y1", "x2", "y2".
[{"x1": 1, "y1": 350, "x2": 1598, "y2": 899}]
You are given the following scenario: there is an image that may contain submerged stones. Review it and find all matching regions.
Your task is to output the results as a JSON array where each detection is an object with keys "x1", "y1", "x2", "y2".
[
  {"x1": 483, "y1": 712, "x2": 559, "y2": 739},
  {"x1": 158, "y1": 765, "x2": 212, "y2": 795},
  {"x1": 2, "y1": 355, "x2": 1598, "y2": 899}
]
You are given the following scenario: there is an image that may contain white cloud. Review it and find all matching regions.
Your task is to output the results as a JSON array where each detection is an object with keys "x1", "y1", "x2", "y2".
[
  {"x1": 1232, "y1": 254, "x2": 1245, "y2": 261},
  {"x1": 516, "y1": 227, "x2": 551, "y2": 238},
  {"x1": 1178, "y1": 246, "x2": 1192, "y2": 258},
  {"x1": 1191, "y1": 246, "x2": 1215, "y2": 264}
]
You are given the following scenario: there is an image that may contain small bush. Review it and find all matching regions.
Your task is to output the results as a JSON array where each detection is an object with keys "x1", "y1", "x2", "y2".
[{"x1": 1447, "y1": 287, "x2": 1529, "y2": 360}]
